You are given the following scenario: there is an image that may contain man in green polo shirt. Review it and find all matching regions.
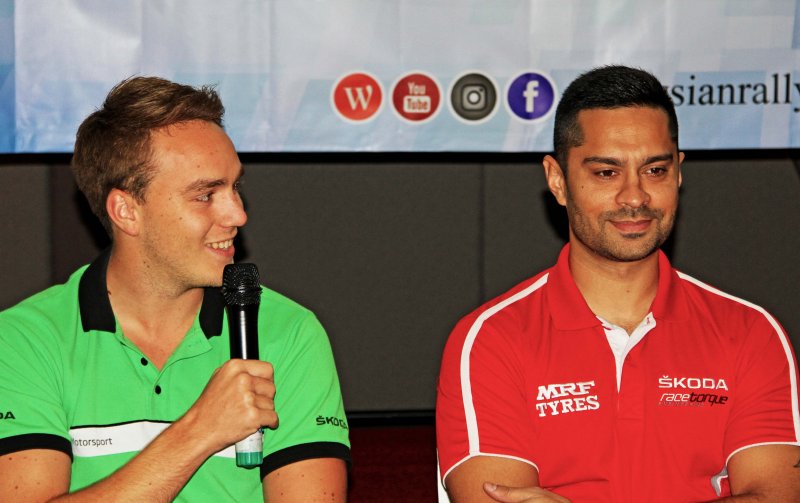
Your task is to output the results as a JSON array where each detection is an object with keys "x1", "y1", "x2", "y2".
[{"x1": 0, "y1": 77, "x2": 350, "y2": 501}]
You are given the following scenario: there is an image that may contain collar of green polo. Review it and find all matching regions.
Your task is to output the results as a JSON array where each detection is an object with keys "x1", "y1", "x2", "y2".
[{"x1": 78, "y1": 248, "x2": 224, "y2": 338}]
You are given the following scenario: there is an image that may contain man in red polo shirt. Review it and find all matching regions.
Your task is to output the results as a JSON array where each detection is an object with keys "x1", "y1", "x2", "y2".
[{"x1": 436, "y1": 65, "x2": 800, "y2": 502}]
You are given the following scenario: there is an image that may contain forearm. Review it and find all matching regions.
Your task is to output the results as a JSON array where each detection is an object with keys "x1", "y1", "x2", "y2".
[
  {"x1": 4, "y1": 359, "x2": 276, "y2": 502},
  {"x1": 50, "y1": 416, "x2": 213, "y2": 502},
  {"x1": 719, "y1": 444, "x2": 800, "y2": 503}
]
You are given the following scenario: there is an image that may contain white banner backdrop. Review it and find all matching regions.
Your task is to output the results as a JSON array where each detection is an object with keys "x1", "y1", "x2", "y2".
[{"x1": 4, "y1": 0, "x2": 800, "y2": 152}]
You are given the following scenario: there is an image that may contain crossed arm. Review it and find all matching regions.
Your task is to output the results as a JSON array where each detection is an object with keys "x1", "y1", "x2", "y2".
[
  {"x1": 0, "y1": 359, "x2": 346, "y2": 502},
  {"x1": 719, "y1": 444, "x2": 800, "y2": 502},
  {"x1": 444, "y1": 445, "x2": 800, "y2": 503},
  {"x1": 445, "y1": 455, "x2": 566, "y2": 503}
]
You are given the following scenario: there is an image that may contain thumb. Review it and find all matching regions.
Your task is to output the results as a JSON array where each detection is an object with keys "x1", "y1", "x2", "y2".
[{"x1": 483, "y1": 482, "x2": 520, "y2": 502}]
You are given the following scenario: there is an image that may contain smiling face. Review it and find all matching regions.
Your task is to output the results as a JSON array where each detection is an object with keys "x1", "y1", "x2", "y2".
[
  {"x1": 135, "y1": 120, "x2": 247, "y2": 291},
  {"x1": 545, "y1": 106, "x2": 683, "y2": 262}
]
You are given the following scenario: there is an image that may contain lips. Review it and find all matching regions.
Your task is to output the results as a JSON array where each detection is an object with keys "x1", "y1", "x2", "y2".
[
  {"x1": 206, "y1": 239, "x2": 235, "y2": 258},
  {"x1": 610, "y1": 220, "x2": 652, "y2": 233}
]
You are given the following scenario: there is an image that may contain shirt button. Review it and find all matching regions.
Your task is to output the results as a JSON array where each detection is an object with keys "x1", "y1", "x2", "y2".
[
  {"x1": 155, "y1": 385, "x2": 162, "y2": 394},
  {"x1": 140, "y1": 358, "x2": 148, "y2": 366}
]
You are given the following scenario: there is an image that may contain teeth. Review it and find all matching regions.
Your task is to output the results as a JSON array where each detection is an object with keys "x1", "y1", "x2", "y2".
[{"x1": 209, "y1": 240, "x2": 233, "y2": 250}]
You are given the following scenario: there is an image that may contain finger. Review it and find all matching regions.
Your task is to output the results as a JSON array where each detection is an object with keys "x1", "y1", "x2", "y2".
[
  {"x1": 484, "y1": 482, "x2": 557, "y2": 502},
  {"x1": 251, "y1": 395, "x2": 275, "y2": 411},
  {"x1": 237, "y1": 381, "x2": 275, "y2": 412},
  {"x1": 262, "y1": 411, "x2": 279, "y2": 429},
  {"x1": 224, "y1": 359, "x2": 274, "y2": 380},
  {"x1": 230, "y1": 372, "x2": 275, "y2": 400},
  {"x1": 484, "y1": 483, "x2": 522, "y2": 502},
  {"x1": 250, "y1": 378, "x2": 276, "y2": 398},
  {"x1": 240, "y1": 398, "x2": 278, "y2": 427},
  {"x1": 246, "y1": 360, "x2": 274, "y2": 379}
]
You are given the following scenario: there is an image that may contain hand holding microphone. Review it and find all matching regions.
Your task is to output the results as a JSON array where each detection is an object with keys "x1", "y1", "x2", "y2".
[{"x1": 222, "y1": 263, "x2": 267, "y2": 468}]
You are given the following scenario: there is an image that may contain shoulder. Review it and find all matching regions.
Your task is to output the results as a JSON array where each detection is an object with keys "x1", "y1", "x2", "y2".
[
  {"x1": 671, "y1": 270, "x2": 792, "y2": 361},
  {"x1": 257, "y1": 286, "x2": 329, "y2": 347},
  {"x1": 455, "y1": 269, "x2": 551, "y2": 334},
  {"x1": 444, "y1": 268, "x2": 552, "y2": 357},
  {"x1": 674, "y1": 270, "x2": 783, "y2": 331},
  {"x1": 258, "y1": 286, "x2": 320, "y2": 331},
  {"x1": 0, "y1": 267, "x2": 87, "y2": 391},
  {"x1": 0, "y1": 265, "x2": 87, "y2": 341},
  {"x1": 259, "y1": 286, "x2": 314, "y2": 317}
]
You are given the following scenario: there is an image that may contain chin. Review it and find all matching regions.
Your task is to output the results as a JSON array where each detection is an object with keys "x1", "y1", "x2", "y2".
[
  {"x1": 603, "y1": 241, "x2": 662, "y2": 262},
  {"x1": 196, "y1": 266, "x2": 226, "y2": 288},
  {"x1": 606, "y1": 251, "x2": 658, "y2": 262}
]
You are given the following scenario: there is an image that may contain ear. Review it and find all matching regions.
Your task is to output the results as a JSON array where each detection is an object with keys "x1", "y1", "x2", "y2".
[
  {"x1": 106, "y1": 188, "x2": 141, "y2": 237},
  {"x1": 542, "y1": 155, "x2": 568, "y2": 207},
  {"x1": 677, "y1": 151, "x2": 685, "y2": 188}
]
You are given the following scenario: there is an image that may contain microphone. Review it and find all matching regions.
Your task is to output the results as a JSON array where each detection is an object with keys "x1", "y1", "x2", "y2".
[{"x1": 222, "y1": 263, "x2": 263, "y2": 468}]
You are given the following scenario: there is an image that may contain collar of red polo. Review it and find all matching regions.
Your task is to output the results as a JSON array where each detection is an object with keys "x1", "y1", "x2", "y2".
[{"x1": 546, "y1": 243, "x2": 690, "y2": 331}]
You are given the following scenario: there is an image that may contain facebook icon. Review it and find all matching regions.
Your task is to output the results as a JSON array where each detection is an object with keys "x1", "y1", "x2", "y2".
[{"x1": 507, "y1": 72, "x2": 556, "y2": 121}]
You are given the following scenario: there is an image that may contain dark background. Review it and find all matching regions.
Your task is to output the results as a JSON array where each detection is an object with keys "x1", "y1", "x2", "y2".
[{"x1": 1, "y1": 151, "x2": 798, "y2": 416}]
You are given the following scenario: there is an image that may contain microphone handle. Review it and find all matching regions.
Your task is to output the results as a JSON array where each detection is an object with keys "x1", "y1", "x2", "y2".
[
  {"x1": 226, "y1": 303, "x2": 263, "y2": 467},
  {"x1": 228, "y1": 303, "x2": 260, "y2": 359}
]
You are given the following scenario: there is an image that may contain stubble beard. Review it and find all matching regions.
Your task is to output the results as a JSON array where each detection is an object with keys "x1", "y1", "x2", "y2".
[
  {"x1": 564, "y1": 185, "x2": 675, "y2": 263},
  {"x1": 140, "y1": 230, "x2": 222, "y2": 294}
]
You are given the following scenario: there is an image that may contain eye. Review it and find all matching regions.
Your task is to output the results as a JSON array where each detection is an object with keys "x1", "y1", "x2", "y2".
[
  {"x1": 644, "y1": 166, "x2": 668, "y2": 177},
  {"x1": 595, "y1": 169, "x2": 617, "y2": 178},
  {"x1": 233, "y1": 180, "x2": 244, "y2": 193},
  {"x1": 196, "y1": 192, "x2": 213, "y2": 202}
]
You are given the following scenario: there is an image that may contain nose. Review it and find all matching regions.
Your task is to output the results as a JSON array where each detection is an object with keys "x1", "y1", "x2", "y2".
[
  {"x1": 615, "y1": 172, "x2": 650, "y2": 209},
  {"x1": 221, "y1": 191, "x2": 248, "y2": 228}
]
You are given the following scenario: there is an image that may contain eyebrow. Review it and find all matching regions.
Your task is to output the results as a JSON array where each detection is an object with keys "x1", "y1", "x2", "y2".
[
  {"x1": 582, "y1": 153, "x2": 674, "y2": 167},
  {"x1": 182, "y1": 178, "x2": 225, "y2": 194},
  {"x1": 181, "y1": 167, "x2": 245, "y2": 195}
]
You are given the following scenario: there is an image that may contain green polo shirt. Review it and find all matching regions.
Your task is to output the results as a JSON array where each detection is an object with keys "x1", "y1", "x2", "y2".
[{"x1": 0, "y1": 251, "x2": 350, "y2": 501}]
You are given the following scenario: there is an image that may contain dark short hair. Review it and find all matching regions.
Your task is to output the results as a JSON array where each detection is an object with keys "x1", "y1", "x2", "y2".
[
  {"x1": 553, "y1": 65, "x2": 678, "y2": 169},
  {"x1": 71, "y1": 76, "x2": 225, "y2": 236}
]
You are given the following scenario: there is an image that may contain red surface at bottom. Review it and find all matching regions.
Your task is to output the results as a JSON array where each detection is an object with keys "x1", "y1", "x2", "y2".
[{"x1": 347, "y1": 425, "x2": 437, "y2": 502}]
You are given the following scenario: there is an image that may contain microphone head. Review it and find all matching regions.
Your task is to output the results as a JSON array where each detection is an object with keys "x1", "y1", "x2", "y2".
[{"x1": 222, "y1": 263, "x2": 262, "y2": 306}]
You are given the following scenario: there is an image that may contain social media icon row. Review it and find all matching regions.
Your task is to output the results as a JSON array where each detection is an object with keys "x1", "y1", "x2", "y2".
[{"x1": 331, "y1": 71, "x2": 556, "y2": 124}]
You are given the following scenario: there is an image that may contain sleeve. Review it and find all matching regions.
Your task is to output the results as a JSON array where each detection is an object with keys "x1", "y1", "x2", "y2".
[
  {"x1": 724, "y1": 310, "x2": 800, "y2": 460},
  {"x1": 436, "y1": 312, "x2": 536, "y2": 485},
  {"x1": 260, "y1": 310, "x2": 350, "y2": 477},
  {"x1": 0, "y1": 312, "x2": 72, "y2": 457}
]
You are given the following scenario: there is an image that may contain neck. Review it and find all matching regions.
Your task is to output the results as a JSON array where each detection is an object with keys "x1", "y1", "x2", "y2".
[
  {"x1": 106, "y1": 245, "x2": 205, "y2": 367},
  {"x1": 568, "y1": 240, "x2": 660, "y2": 334}
]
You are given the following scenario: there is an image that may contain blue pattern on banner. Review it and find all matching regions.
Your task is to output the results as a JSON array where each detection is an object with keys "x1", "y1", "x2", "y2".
[
  {"x1": 791, "y1": 71, "x2": 800, "y2": 142},
  {"x1": 724, "y1": 0, "x2": 795, "y2": 15},
  {"x1": 172, "y1": 72, "x2": 271, "y2": 152},
  {"x1": 672, "y1": 71, "x2": 772, "y2": 149},
  {"x1": 794, "y1": 0, "x2": 800, "y2": 48},
  {"x1": 0, "y1": 0, "x2": 14, "y2": 152},
  {"x1": 422, "y1": 105, "x2": 509, "y2": 152},
  {"x1": 0, "y1": 64, "x2": 14, "y2": 152},
  {"x1": 15, "y1": 79, "x2": 110, "y2": 153},
  {"x1": 286, "y1": 79, "x2": 394, "y2": 152}
]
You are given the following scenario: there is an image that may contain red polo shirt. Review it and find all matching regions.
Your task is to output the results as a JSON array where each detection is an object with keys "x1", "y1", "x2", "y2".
[{"x1": 436, "y1": 245, "x2": 799, "y2": 502}]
